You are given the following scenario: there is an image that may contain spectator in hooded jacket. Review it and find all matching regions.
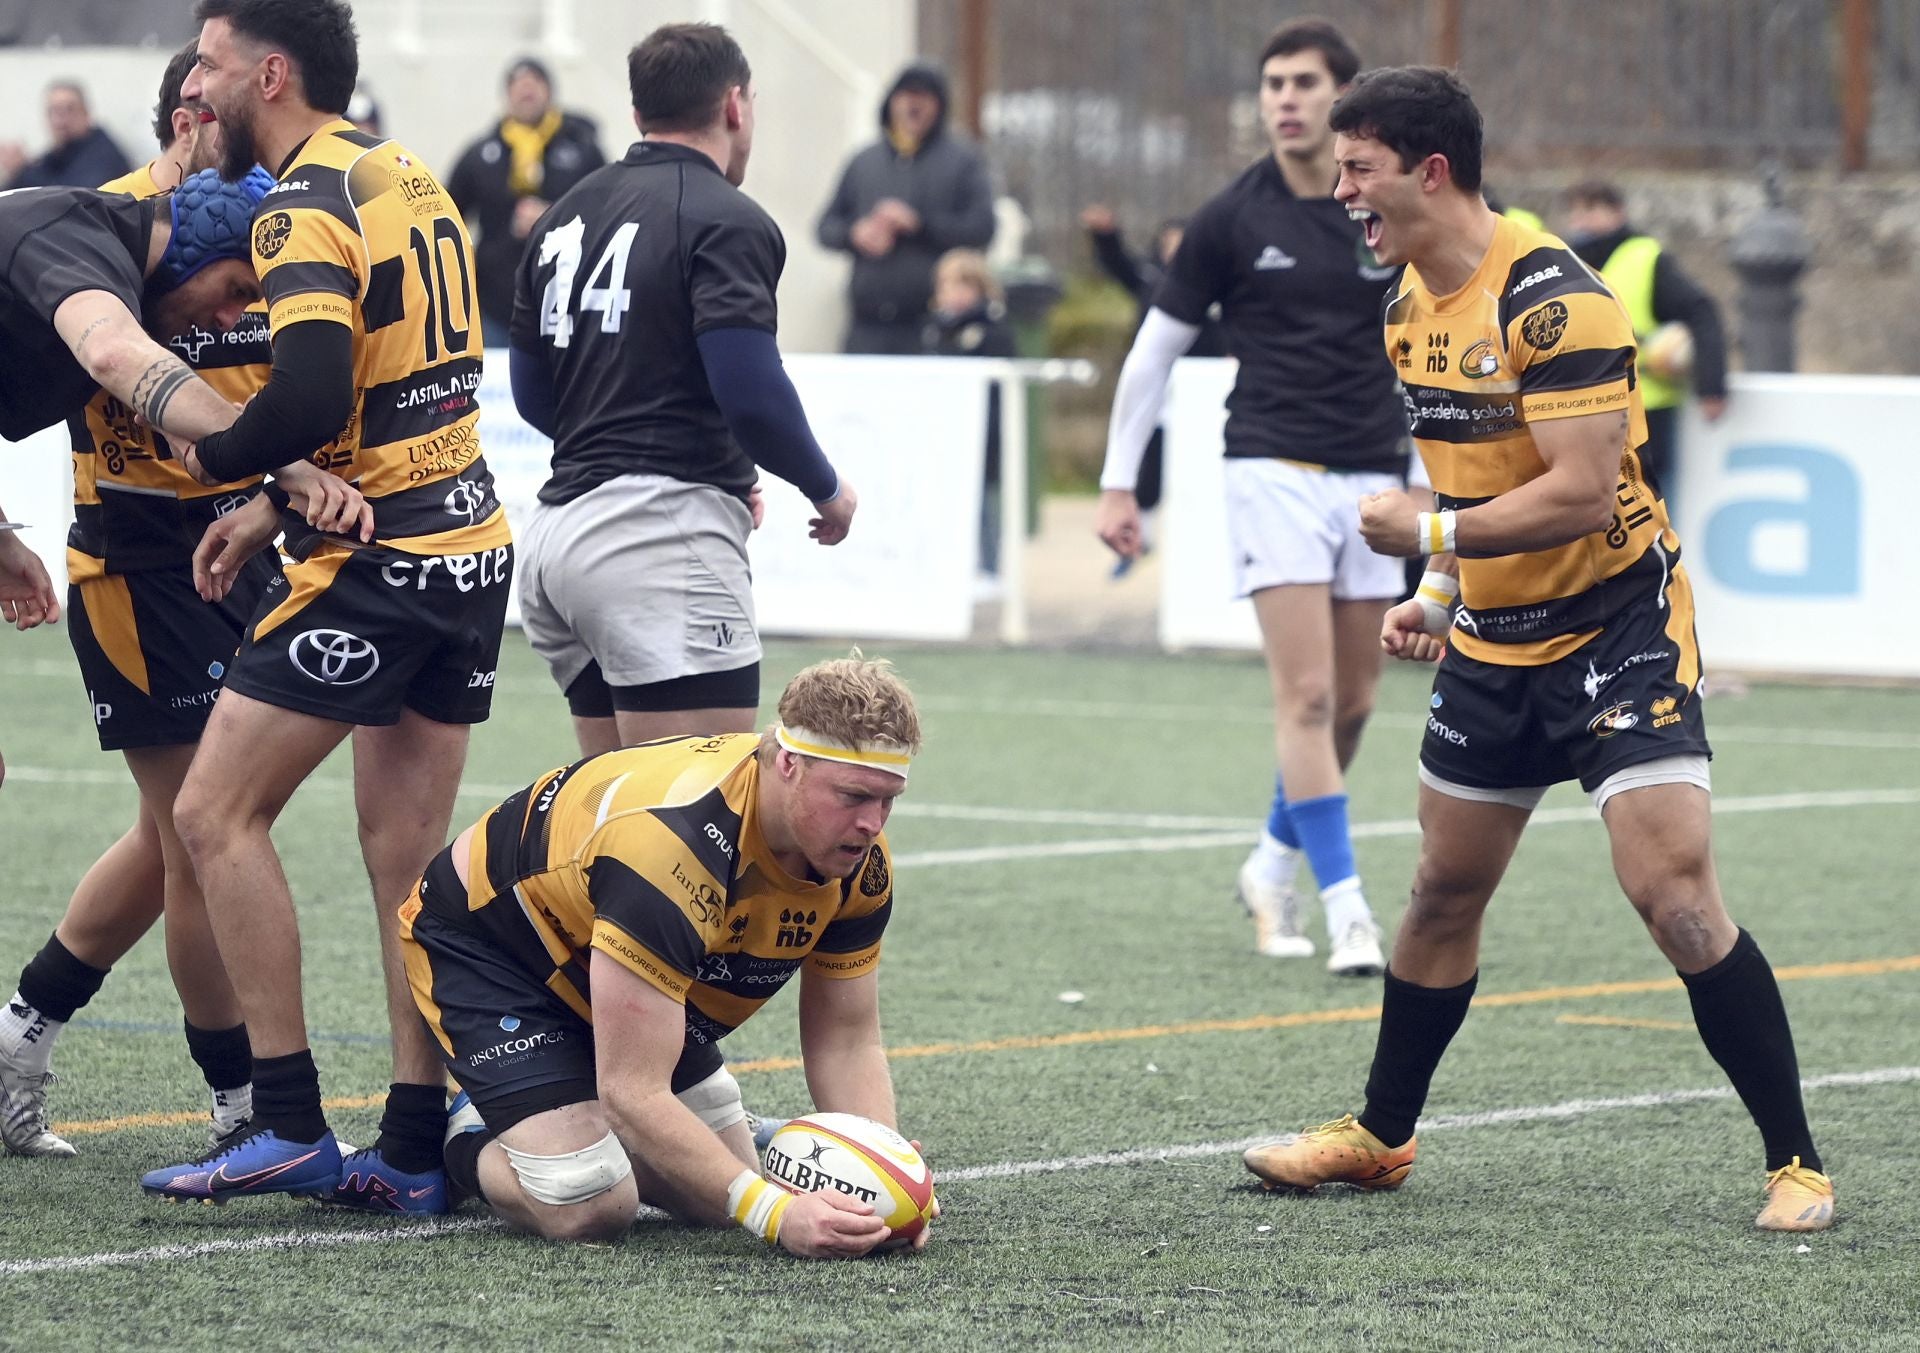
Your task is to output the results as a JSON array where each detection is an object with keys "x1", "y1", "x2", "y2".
[
  {"x1": 448, "y1": 57, "x2": 606, "y2": 341},
  {"x1": 0, "y1": 81, "x2": 131, "y2": 190},
  {"x1": 816, "y1": 63, "x2": 996, "y2": 355}
]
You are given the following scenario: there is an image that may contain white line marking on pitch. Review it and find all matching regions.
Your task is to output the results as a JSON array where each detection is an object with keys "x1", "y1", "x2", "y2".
[
  {"x1": 2, "y1": 765, "x2": 1247, "y2": 832},
  {"x1": 2, "y1": 1066, "x2": 1909, "y2": 1276},
  {"x1": 940, "y1": 1065, "x2": 1920, "y2": 1182},
  {"x1": 891, "y1": 787, "x2": 1920, "y2": 868},
  {"x1": 910, "y1": 694, "x2": 1920, "y2": 753},
  {"x1": 11, "y1": 768, "x2": 1914, "y2": 868}
]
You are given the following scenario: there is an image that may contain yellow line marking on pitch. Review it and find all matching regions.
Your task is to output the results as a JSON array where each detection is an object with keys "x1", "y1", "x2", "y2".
[
  {"x1": 1556, "y1": 1014, "x2": 1694, "y2": 1032},
  {"x1": 724, "y1": 953, "x2": 1920, "y2": 1075},
  {"x1": 51, "y1": 955, "x2": 1920, "y2": 1134},
  {"x1": 55, "y1": 1095, "x2": 384, "y2": 1139}
]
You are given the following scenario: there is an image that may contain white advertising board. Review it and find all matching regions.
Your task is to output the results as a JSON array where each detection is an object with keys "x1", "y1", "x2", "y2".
[
  {"x1": 478, "y1": 353, "x2": 988, "y2": 641},
  {"x1": 5, "y1": 355, "x2": 988, "y2": 646},
  {"x1": 1157, "y1": 359, "x2": 1262, "y2": 652},
  {"x1": 1157, "y1": 368, "x2": 1920, "y2": 677},
  {"x1": 1672, "y1": 373, "x2": 1920, "y2": 677}
]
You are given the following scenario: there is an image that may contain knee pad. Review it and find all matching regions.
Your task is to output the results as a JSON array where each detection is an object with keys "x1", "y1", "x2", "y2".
[
  {"x1": 676, "y1": 1064, "x2": 747, "y2": 1134},
  {"x1": 499, "y1": 1131, "x2": 632, "y2": 1208}
]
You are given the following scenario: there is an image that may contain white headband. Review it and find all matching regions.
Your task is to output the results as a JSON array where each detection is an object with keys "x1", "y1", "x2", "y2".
[{"x1": 775, "y1": 724, "x2": 911, "y2": 781}]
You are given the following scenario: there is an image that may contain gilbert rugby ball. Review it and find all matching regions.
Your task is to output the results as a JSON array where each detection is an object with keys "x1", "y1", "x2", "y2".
[{"x1": 764, "y1": 1113, "x2": 937, "y2": 1242}]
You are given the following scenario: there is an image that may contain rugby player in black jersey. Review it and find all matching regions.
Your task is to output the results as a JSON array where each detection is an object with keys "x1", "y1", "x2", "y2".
[
  {"x1": 510, "y1": 22, "x2": 855, "y2": 757},
  {"x1": 0, "y1": 155, "x2": 362, "y2": 630},
  {"x1": 1096, "y1": 19, "x2": 1407, "y2": 976},
  {"x1": 1243, "y1": 66, "x2": 1834, "y2": 1233},
  {"x1": 0, "y1": 44, "x2": 279, "y2": 1164}
]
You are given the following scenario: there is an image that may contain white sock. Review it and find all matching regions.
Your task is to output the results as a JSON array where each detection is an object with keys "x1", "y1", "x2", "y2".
[
  {"x1": 1320, "y1": 877, "x2": 1373, "y2": 940},
  {"x1": 1246, "y1": 832, "x2": 1303, "y2": 890},
  {"x1": 211, "y1": 1083, "x2": 254, "y2": 1135},
  {"x1": 0, "y1": 991, "x2": 62, "y2": 1076}
]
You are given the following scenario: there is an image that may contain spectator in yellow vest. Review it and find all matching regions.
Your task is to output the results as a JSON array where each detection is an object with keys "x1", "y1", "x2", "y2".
[{"x1": 1564, "y1": 180, "x2": 1728, "y2": 494}]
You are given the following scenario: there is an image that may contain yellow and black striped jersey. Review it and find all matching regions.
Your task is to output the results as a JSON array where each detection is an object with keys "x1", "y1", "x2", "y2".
[
  {"x1": 1385, "y1": 214, "x2": 1675, "y2": 665},
  {"x1": 66, "y1": 162, "x2": 268, "y2": 580},
  {"x1": 413, "y1": 735, "x2": 894, "y2": 1049},
  {"x1": 254, "y1": 120, "x2": 511, "y2": 556}
]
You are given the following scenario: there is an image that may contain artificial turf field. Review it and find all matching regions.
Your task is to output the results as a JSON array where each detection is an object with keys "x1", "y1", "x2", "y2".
[{"x1": 0, "y1": 623, "x2": 1916, "y2": 1351}]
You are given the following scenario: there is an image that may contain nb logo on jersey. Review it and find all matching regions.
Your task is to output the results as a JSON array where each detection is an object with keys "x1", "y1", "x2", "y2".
[
  {"x1": 776, "y1": 909, "x2": 818, "y2": 948},
  {"x1": 288, "y1": 628, "x2": 381, "y2": 686},
  {"x1": 169, "y1": 326, "x2": 217, "y2": 364},
  {"x1": 1253, "y1": 245, "x2": 1297, "y2": 271}
]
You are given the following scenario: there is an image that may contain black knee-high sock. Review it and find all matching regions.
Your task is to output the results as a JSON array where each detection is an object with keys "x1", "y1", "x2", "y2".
[
  {"x1": 17, "y1": 934, "x2": 108, "y2": 1023},
  {"x1": 443, "y1": 1124, "x2": 493, "y2": 1201},
  {"x1": 1681, "y1": 929, "x2": 1821, "y2": 1172},
  {"x1": 1358, "y1": 968, "x2": 1478, "y2": 1149},
  {"x1": 183, "y1": 1020, "x2": 252, "y2": 1092},
  {"x1": 373, "y1": 1083, "x2": 448, "y2": 1175},
  {"x1": 250, "y1": 1049, "x2": 328, "y2": 1144}
]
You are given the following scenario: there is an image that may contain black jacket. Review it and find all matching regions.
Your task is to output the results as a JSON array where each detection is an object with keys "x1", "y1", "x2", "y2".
[
  {"x1": 816, "y1": 65, "x2": 996, "y2": 334},
  {"x1": 1088, "y1": 224, "x2": 1228, "y2": 358},
  {"x1": 448, "y1": 112, "x2": 605, "y2": 328},
  {"x1": 13, "y1": 127, "x2": 130, "y2": 190},
  {"x1": 1572, "y1": 224, "x2": 1728, "y2": 400}
]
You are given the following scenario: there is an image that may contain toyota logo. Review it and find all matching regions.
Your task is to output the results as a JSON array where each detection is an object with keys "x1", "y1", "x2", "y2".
[
  {"x1": 444, "y1": 481, "x2": 488, "y2": 523},
  {"x1": 288, "y1": 628, "x2": 381, "y2": 686}
]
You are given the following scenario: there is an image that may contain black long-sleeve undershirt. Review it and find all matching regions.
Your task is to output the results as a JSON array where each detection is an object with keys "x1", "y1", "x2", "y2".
[{"x1": 192, "y1": 320, "x2": 355, "y2": 482}]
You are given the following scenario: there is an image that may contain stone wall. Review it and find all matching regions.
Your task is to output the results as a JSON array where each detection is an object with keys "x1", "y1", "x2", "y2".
[{"x1": 1495, "y1": 169, "x2": 1920, "y2": 377}]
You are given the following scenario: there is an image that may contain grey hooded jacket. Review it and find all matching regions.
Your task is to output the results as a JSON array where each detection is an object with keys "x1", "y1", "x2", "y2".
[{"x1": 815, "y1": 63, "x2": 996, "y2": 333}]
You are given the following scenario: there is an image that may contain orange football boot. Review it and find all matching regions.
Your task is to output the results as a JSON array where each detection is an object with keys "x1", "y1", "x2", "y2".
[
  {"x1": 1756, "y1": 1157, "x2": 1835, "y2": 1231},
  {"x1": 1243, "y1": 1113, "x2": 1416, "y2": 1191}
]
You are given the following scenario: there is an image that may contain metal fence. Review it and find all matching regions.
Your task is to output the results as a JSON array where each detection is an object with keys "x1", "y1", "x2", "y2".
[{"x1": 920, "y1": 0, "x2": 1920, "y2": 262}]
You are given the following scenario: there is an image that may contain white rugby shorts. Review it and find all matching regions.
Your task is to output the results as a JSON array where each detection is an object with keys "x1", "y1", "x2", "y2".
[
  {"x1": 517, "y1": 472, "x2": 761, "y2": 692},
  {"x1": 1223, "y1": 456, "x2": 1406, "y2": 601}
]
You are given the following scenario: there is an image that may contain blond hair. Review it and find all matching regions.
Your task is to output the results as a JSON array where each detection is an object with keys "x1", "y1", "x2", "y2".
[
  {"x1": 933, "y1": 248, "x2": 1002, "y2": 305},
  {"x1": 759, "y1": 653, "x2": 923, "y2": 766}
]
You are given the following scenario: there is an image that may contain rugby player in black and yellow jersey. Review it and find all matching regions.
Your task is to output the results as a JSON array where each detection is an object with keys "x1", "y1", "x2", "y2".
[
  {"x1": 1240, "y1": 68, "x2": 1834, "y2": 1232},
  {"x1": 402, "y1": 657, "x2": 925, "y2": 1257},
  {"x1": 142, "y1": 0, "x2": 512, "y2": 1215},
  {"x1": 0, "y1": 43, "x2": 272, "y2": 1163}
]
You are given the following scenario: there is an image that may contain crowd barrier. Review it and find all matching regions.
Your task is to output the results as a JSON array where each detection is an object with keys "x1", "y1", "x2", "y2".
[{"x1": 1156, "y1": 364, "x2": 1920, "y2": 679}]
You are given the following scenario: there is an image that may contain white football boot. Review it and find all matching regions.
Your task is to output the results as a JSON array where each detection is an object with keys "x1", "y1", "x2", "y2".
[
  {"x1": 1326, "y1": 919, "x2": 1387, "y2": 978},
  {"x1": 1237, "y1": 857, "x2": 1315, "y2": 958},
  {"x1": 0, "y1": 1041, "x2": 76, "y2": 1158}
]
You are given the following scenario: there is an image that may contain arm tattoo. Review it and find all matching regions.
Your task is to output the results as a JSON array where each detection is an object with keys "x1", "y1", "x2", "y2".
[
  {"x1": 128, "y1": 355, "x2": 198, "y2": 432},
  {"x1": 71, "y1": 315, "x2": 113, "y2": 361}
]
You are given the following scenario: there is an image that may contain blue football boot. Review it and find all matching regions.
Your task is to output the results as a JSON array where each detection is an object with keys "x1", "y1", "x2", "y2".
[
  {"x1": 322, "y1": 1145, "x2": 450, "y2": 1215},
  {"x1": 141, "y1": 1126, "x2": 343, "y2": 1204}
]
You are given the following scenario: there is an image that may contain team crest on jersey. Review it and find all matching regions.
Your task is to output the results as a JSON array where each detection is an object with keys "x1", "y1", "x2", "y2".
[
  {"x1": 858, "y1": 845, "x2": 889, "y2": 898},
  {"x1": 1460, "y1": 338, "x2": 1501, "y2": 378},
  {"x1": 1588, "y1": 701, "x2": 1638, "y2": 738},
  {"x1": 1522, "y1": 301, "x2": 1569, "y2": 351},
  {"x1": 253, "y1": 211, "x2": 293, "y2": 259}
]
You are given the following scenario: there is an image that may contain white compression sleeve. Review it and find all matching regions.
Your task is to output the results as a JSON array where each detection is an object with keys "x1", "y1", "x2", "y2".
[{"x1": 1098, "y1": 307, "x2": 1203, "y2": 492}]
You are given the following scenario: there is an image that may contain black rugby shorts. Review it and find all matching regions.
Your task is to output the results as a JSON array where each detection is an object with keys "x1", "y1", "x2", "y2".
[
  {"x1": 66, "y1": 553, "x2": 280, "y2": 751},
  {"x1": 1420, "y1": 567, "x2": 1712, "y2": 794},
  {"x1": 223, "y1": 542, "x2": 512, "y2": 726}
]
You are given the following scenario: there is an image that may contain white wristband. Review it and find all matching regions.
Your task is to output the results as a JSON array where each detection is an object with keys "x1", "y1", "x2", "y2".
[
  {"x1": 1412, "y1": 570, "x2": 1460, "y2": 635},
  {"x1": 728, "y1": 1167, "x2": 793, "y2": 1244},
  {"x1": 1414, "y1": 509, "x2": 1457, "y2": 557}
]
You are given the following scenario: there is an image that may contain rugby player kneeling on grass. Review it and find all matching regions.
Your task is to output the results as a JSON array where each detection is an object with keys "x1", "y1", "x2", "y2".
[{"x1": 400, "y1": 656, "x2": 930, "y2": 1256}]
